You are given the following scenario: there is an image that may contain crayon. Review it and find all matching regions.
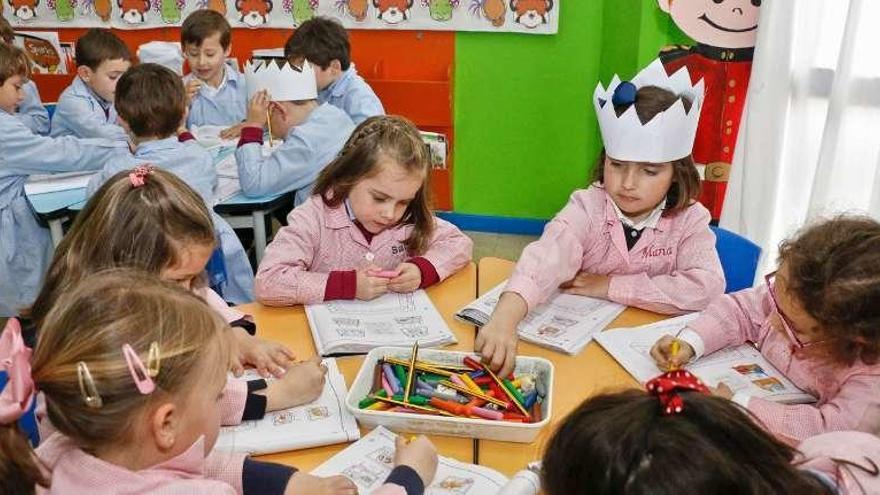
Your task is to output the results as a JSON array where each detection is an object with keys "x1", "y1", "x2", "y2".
[
  {"x1": 437, "y1": 380, "x2": 509, "y2": 408},
  {"x1": 392, "y1": 364, "x2": 407, "y2": 388},
  {"x1": 523, "y1": 389, "x2": 538, "y2": 410},
  {"x1": 459, "y1": 373, "x2": 483, "y2": 394},
  {"x1": 482, "y1": 363, "x2": 530, "y2": 418},
  {"x1": 382, "y1": 364, "x2": 401, "y2": 394},
  {"x1": 502, "y1": 378, "x2": 526, "y2": 406},
  {"x1": 359, "y1": 389, "x2": 389, "y2": 408},
  {"x1": 393, "y1": 394, "x2": 429, "y2": 406}
]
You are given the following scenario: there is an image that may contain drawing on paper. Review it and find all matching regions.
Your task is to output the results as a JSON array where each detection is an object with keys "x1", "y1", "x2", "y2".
[
  {"x1": 342, "y1": 463, "x2": 385, "y2": 486},
  {"x1": 433, "y1": 476, "x2": 476, "y2": 493},
  {"x1": 335, "y1": 326, "x2": 366, "y2": 338},
  {"x1": 307, "y1": 405, "x2": 331, "y2": 421},
  {"x1": 272, "y1": 411, "x2": 299, "y2": 425},
  {"x1": 400, "y1": 325, "x2": 429, "y2": 338},
  {"x1": 367, "y1": 446, "x2": 394, "y2": 466}
]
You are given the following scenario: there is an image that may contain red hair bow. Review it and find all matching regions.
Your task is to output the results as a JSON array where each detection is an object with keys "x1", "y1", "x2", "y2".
[
  {"x1": 0, "y1": 318, "x2": 35, "y2": 425},
  {"x1": 646, "y1": 370, "x2": 709, "y2": 415}
]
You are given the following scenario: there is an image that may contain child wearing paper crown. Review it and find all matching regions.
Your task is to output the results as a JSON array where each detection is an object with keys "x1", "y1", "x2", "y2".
[
  {"x1": 520, "y1": 371, "x2": 880, "y2": 495},
  {"x1": 235, "y1": 59, "x2": 355, "y2": 204},
  {"x1": 0, "y1": 271, "x2": 438, "y2": 495},
  {"x1": 254, "y1": 115, "x2": 472, "y2": 305},
  {"x1": 651, "y1": 215, "x2": 880, "y2": 444},
  {"x1": 86, "y1": 63, "x2": 255, "y2": 304},
  {"x1": 476, "y1": 59, "x2": 725, "y2": 377},
  {"x1": 0, "y1": 43, "x2": 129, "y2": 318}
]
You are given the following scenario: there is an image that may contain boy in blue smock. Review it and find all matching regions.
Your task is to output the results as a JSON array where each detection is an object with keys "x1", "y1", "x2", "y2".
[
  {"x1": 235, "y1": 60, "x2": 355, "y2": 205},
  {"x1": 51, "y1": 29, "x2": 131, "y2": 142},
  {"x1": 0, "y1": 18, "x2": 49, "y2": 135},
  {"x1": 86, "y1": 63, "x2": 255, "y2": 304},
  {"x1": 283, "y1": 16, "x2": 384, "y2": 125},
  {"x1": 182, "y1": 9, "x2": 247, "y2": 136},
  {"x1": 0, "y1": 44, "x2": 129, "y2": 316}
]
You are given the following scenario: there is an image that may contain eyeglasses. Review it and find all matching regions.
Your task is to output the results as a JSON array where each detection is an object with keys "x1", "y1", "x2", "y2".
[{"x1": 764, "y1": 271, "x2": 817, "y2": 349}]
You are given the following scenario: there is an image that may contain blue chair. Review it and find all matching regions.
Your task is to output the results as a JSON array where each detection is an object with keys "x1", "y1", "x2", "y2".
[
  {"x1": 0, "y1": 371, "x2": 39, "y2": 446},
  {"x1": 710, "y1": 226, "x2": 761, "y2": 293}
]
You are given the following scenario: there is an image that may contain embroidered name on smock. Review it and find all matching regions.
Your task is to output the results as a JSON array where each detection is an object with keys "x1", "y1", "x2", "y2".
[{"x1": 641, "y1": 246, "x2": 674, "y2": 259}]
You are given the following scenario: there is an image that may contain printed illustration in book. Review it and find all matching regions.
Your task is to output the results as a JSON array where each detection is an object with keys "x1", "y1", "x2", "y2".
[
  {"x1": 312, "y1": 426, "x2": 510, "y2": 494},
  {"x1": 214, "y1": 358, "x2": 361, "y2": 455},
  {"x1": 594, "y1": 314, "x2": 816, "y2": 404}
]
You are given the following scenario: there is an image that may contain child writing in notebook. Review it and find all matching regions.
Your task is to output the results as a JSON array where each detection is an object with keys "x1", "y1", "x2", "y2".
[
  {"x1": 1, "y1": 271, "x2": 436, "y2": 494},
  {"x1": 255, "y1": 115, "x2": 472, "y2": 305},
  {"x1": 0, "y1": 17, "x2": 49, "y2": 135},
  {"x1": 181, "y1": 9, "x2": 247, "y2": 135},
  {"x1": 235, "y1": 61, "x2": 355, "y2": 203},
  {"x1": 476, "y1": 59, "x2": 724, "y2": 377},
  {"x1": 530, "y1": 371, "x2": 880, "y2": 495},
  {"x1": 51, "y1": 28, "x2": 131, "y2": 142},
  {"x1": 0, "y1": 43, "x2": 128, "y2": 318},
  {"x1": 284, "y1": 16, "x2": 384, "y2": 125},
  {"x1": 651, "y1": 216, "x2": 880, "y2": 443},
  {"x1": 87, "y1": 62, "x2": 254, "y2": 304}
]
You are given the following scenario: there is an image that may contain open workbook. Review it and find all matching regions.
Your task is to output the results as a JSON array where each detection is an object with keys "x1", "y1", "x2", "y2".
[
  {"x1": 214, "y1": 359, "x2": 360, "y2": 455},
  {"x1": 312, "y1": 426, "x2": 510, "y2": 494},
  {"x1": 305, "y1": 290, "x2": 457, "y2": 356},
  {"x1": 455, "y1": 280, "x2": 625, "y2": 356},
  {"x1": 594, "y1": 314, "x2": 817, "y2": 404}
]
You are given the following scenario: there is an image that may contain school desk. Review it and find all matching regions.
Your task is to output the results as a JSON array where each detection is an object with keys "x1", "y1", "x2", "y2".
[
  {"x1": 474, "y1": 257, "x2": 668, "y2": 476},
  {"x1": 27, "y1": 187, "x2": 85, "y2": 247},
  {"x1": 238, "y1": 262, "x2": 478, "y2": 473}
]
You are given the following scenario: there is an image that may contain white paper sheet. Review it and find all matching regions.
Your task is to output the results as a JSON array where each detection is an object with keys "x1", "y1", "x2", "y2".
[
  {"x1": 456, "y1": 281, "x2": 625, "y2": 356},
  {"x1": 306, "y1": 291, "x2": 457, "y2": 356},
  {"x1": 214, "y1": 359, "x2": 360, "y2": 455},
  {"x1": 312, "y1": 426, "x2": 510, "y2": 494},
  {"x1": 594, "y1": 315, "x2": 816, "y2": 404},
  {"x1": 24, "y1": 171, "x2": 94, "y2": 195}
]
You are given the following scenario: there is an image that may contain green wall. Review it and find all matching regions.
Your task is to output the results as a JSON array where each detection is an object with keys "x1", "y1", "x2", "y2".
[{"x1": 453, "y1": 0, "x2": 688, "y2": 219}]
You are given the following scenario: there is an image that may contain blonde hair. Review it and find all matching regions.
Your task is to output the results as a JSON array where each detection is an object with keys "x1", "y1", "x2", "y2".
[
  {"x1": 313, "y1": 115, "x2": 435, "y2": 254},
  {"x1": 28, "y1": 168, "x2": 215, "y2": 327},
  {"x1": 2, "y1": 269, "x2": 230, "y2": 492}
]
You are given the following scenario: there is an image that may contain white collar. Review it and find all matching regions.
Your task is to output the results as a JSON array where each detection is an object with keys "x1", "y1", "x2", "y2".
[
  {"x1": 200, "y1": 65, "x2": 229, "y2": 97},
  {"x1": 610, "y1": 196, "x2": 665, "y2": 230}
]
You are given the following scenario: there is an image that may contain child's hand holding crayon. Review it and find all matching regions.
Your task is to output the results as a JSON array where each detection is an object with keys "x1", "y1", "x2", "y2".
[
  {"x1": 650, "y1": 334, "x2": 695, "y2": 371},
  {"x1": 356, "y1": 266, "x2": 390, "y2": 300},
  {"x1": 387, "y1": 262, "x2": 421, "y2": 293}
]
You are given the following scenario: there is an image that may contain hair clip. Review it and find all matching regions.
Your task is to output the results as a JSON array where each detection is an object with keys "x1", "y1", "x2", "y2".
[
  {"x1": 612, "y1": 81, "x2": 638, "y2": 106},
  {"x1": 122, "y1": 344, "x2": 155, "y2": 395},
  {"x1": 146, "y1": 341, "x2": 160, "y2": 378},
  {"x1": 646, "y1": 370, "x2": 709, "y2": 416},
  {"x1": 129, "y1": 165, "x2": 154, "y2": 188},
  {"x1": 77, "y1": 361, "x2": 103, "y2": 409}
]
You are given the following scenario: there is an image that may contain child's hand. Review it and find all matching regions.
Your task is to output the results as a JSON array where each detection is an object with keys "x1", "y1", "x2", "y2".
[
  {"x1": 245, "y1": 90, "x2": 270, "y2": 128},
  {"x1": 394, "y1": 435, "x2": 438, "y2": 487},
  {"x1": 261, "y1": 357, "x2": 327, "y2": 411},
  {"x1": 650, "y1": 335, "x2": 695, "y2": 371},
  {"x1": 356, "y1": 268, "x2": 390, "y2": 300},
  {"x1": 711, "y1": 382, "x2": 735, "y2": 400},
  {"x1": 387, "y1": 262, "x2": 421, "y2": 293},
  {"x1": 219, "y1": 122, "x2": 244, "y2": 140},
  {"x1": 185, "y1": 78, "x2": 202, "y2": 103},
  {"x1": 559, "y1": 272, "x2": 610, "y2": 298},
  {"x1": 230, "y1": 328, "x2": 295, "y2": 378},
  {"x1": 285, "y1": 472, "x2": 357, "y2": 495},
  {"x1": 475, "y1": 293, "x2": 528, "y2": 378}
]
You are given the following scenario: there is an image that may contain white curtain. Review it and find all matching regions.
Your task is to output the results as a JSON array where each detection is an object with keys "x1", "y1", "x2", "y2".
[{"x1": 720, "y1": 0, "x2": 880, "y2": 280}]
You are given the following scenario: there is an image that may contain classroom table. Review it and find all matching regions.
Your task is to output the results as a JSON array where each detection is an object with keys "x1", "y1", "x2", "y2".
[
  {"x1": 28, "y1": 187, "x2": 86, "y2": 247},
  {"x1": 475, "y1": 257, "x2": 667, "y2": 476},
  {"x1": 239, "y1": 262, "x2": 478, "y2": 473}
]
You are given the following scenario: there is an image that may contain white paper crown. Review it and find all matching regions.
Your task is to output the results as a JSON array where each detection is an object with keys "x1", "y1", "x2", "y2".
[
  {"x1": 594, "y1": 58, "x2": 705, "y2": 163},
  {"x1": 244, "y1": 59, "x2": 317, "y2": 102}
]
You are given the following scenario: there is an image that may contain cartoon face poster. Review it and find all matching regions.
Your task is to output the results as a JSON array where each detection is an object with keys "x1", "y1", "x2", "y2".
[
  {"x1": 1, "y1": 0, "x2": 560, "y2": 32},
  {"x1": 657, "y1": 0, "x2": 761, "y2": 221}
]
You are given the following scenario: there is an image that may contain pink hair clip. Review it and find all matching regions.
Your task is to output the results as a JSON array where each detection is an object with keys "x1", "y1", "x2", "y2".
[
  {"x1": 0, "y1": 319, "x2": 35, "y2": 425},
  {"x1": 122, "y1": 344, "x2": 156, "y2": 395},
  {"x1": 129, "y1": 165, "x2": 155, "y2": 188}
]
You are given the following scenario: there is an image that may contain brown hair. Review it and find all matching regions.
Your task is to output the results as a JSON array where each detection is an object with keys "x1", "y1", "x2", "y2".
[
  {"x1": 542, "y1": 389, "x2": 834, "y2": 495},
  {"x1": 592, "y1": 85, "x2": 701, "y2": 215},
  {"x1": 778, "y1": 215, "x2": 880, "y2": 366},
  {"x1": 1, "y1": 270, "x2": 229, "y2": 492},
  {"x1": 75, "y1": 28, "x2": 131, "y2": 70},
  {"x1": 313, "y1": 115, "x2": 434, "y2": 254},
  {"x1": 181, "y1": 9, "x2": 232, "y2": 50},
  {"x1": 27, "y1": 168, "x2": 215, "y2": 328},
  {"x1": 0, "y1": 43, "x2": 29, "y2": 86},
  {"x1": 0, "y1": 16, "x2": 14, "y2": 44},
  {"x1": 284, "y1": 16, "x2": 350, "y2": 70},
  {"x1": 115, "y1": 63, "x2": 186, "y2": 139}
]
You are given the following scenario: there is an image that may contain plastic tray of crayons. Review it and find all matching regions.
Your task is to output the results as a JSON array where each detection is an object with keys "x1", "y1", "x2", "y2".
[{"x1": 346, "y1": 346, "x2": 553, "y2": 443}]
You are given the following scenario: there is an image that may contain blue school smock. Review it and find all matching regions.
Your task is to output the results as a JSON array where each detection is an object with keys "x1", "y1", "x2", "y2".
[
  {"x1": 318, "y1": 64, "x2": 384, "y2": 125},
  {"x1": 185, "y1": 64, "x2": 248, "y2": 128},
  {"x1": 17, "y1": 81, "x2": 49, "y2": 136},
  {"x1": 50, "y1": 76, "x2": 129, "y2": 143}
]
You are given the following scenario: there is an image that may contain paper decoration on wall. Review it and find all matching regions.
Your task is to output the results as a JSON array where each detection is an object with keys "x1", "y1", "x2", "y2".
[
  {"x1": 1, "y1": 0, "x2": 558, "y2": 33},
  {"x1": 14, "y1": 31, "x2": 68, "y2": 74},
  {"x1": 656, "y1": 0, "x2": 760, "y2": 221}
]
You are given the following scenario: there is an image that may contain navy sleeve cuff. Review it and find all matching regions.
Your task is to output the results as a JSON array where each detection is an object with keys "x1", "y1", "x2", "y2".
[
  {"x1": 238, "y1": 126, "x2": 264, "y2": 147},
  {"x1": 242, "y1": 458, "x2": 296, "y2": 495},
  {"x1": 230, "y1": 317, "x2": 257, "y2": 336},
  {"x1": 384, "y1": 465, "x2": 425, "y2": 495},
  {"x1": 242, "y1": 379, "x2": 268, "y2": 421}
]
